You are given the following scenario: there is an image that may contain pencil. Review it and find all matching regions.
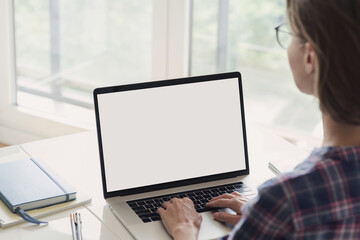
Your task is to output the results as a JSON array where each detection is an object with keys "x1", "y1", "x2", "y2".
[{"x1": 70, "y1": 214, "x2": 77, "y2": 240}]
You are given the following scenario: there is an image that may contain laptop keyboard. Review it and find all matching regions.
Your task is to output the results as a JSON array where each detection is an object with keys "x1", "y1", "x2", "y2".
[{"x1": 127, "y1": 182, "x2": 255, "y2": 223}]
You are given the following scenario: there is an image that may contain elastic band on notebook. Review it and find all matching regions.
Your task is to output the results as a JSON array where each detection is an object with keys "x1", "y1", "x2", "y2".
[
  {"x1": 15, "y1": 207, "x2": 48, "y2": 225},
  {"x1": 29, "y1": 158, "x2": 70, "y2": 201}
]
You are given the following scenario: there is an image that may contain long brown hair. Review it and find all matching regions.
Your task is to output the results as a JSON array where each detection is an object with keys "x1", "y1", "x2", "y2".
[{"x1": 287, "y1": 0, "x2": 360, "y2": 125}]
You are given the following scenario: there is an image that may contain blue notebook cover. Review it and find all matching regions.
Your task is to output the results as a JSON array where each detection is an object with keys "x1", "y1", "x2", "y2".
[{"x1": 0, "y1": 158, "x2": 76, "y2": 213}]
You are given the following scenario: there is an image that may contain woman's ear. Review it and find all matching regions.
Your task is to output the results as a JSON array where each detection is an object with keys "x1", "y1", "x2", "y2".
[{"x1": 303, "y1": 42, "x2": 317, "y2": 74}]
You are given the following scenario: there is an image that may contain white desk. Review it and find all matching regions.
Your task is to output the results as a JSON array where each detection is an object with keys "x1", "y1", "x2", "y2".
[{"x1": 0, "y1": 122, "x2": 309, "y2": 239}]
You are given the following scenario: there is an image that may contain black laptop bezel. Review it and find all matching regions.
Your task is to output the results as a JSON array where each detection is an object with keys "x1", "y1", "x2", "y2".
[{"x1": 93, "y1": 72, "x2": 249, "y2": 199}]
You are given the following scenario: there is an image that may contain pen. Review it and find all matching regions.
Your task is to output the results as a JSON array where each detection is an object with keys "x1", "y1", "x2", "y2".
[
  {"x1": 70, "y1": 214, "x2": 77, "y2": 240},
  {"x1": 74, "y1": 214, "x2": 79, "y2": 240},
  {"x1": 77, "y1": 213, "x2": 83, "y2": 240}
]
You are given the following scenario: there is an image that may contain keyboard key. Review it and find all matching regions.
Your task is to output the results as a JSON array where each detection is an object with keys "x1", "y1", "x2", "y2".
[
  {"x1": 226, "y1": 186, "x2": 235, "y2": 192},
  {"x1": 212, "y1": 188, "x2": 221, "y2": 193},
  {"x1": 141, "y1": 218, "x2": 151, "y2": 223},
  {"x1": 132, "y1": 205, "x2": 146, "y2": 211},
  {"x1": 153, "y1": 202, "x2": 162, "y2": 208},
  {"x1": 211, "y1": 192, "x2": 220, "y2": 197},
  {"x1": 203, "y1": 194, "x2": 211, "y2": 200},
  {"x1": 145, "y1": 204, "x2": 155, "y2": 209},
  {"x1": 137, "y1": 201, "x2": 146, "y2": 206},
  {"x1": 186, "y1": 193, "x2": 195, "y2": 198},
  {"x1": 151, "y1": 215, "x2": 161, "y2": 221},
  {"x1": 194, "y1": 195, "x2": 204, "y2": 201},
  {"x1": 145, "y1": 200, "x2": 155, "y2": 205},
  {"x1": 140, "y1": 213, "x2": 159, "y2": 219},
  {"x1": 128, "y1": 202, "x2": 138, "y2": 208},
  {"x1": 149, "y1": 208, "x2": 158, "y2": 213},
  {"x1": 162, "y1": 197, "x2": 171, "y2": 201},
  {"x1": 136, "y1": 209, "x2": 152, "y2": 216},
  {"x1": 170, "y1": 194, "x2": 181, "y2": 198},
  {"x1": 197, "y1": 207, "x2": 212, "y2": 213},
  {"x1": 194, "y1": 191, "x2": 202, "y2": 196}
]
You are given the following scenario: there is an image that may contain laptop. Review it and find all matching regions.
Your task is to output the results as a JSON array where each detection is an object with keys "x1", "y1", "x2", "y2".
[{"x1": 93, "y1": 72, "x2": 254, "y2": 240}]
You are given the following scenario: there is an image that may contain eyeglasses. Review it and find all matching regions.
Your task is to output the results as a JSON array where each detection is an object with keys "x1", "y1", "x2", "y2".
[{"x1": 275, "y1": 23, "x2": 292, "y2": 49}]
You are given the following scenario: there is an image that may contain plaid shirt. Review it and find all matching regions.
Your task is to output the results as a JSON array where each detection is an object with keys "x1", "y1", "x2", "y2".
[{"x1": 223, "y1": 145, "x2": 360, "y2": 240}]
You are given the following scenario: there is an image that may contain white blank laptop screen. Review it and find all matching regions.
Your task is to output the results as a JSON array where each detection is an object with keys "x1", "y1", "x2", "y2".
[{"x1": 97, "y1": 77, "x2": 246, "y2": 192}]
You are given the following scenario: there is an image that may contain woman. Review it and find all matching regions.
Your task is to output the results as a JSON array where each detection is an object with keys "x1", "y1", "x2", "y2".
[{"x1": 157, "y1": 0, "x2": 360, "y2": 239}]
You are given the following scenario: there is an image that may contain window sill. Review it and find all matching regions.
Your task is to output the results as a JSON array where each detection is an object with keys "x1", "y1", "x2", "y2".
[{"x1": 17, "y1": 91, "x2": 95, "y2": 131}]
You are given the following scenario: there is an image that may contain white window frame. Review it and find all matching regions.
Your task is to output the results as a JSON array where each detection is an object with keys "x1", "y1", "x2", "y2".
[{"x1": 0, "y1": 0, "x2": 191, "y2": 144}]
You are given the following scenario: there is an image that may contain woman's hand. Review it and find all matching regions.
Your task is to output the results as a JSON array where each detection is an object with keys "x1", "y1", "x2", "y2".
[
  {"x1": 157, "y1": 197, "x2": 202, "y2": 240},
  {"x1": 206, "y1": 192, "x2": 248, "y2": 226}
]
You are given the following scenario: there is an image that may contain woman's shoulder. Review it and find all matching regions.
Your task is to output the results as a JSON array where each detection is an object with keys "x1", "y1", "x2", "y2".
[
  {"x1": 286, "y1": 145, "x2": 360, "y2": 189},
  {"x1": 274, "y1": 145, "x2": 360, "y2": 186},
  {"x1": 256, "y1": 145, "x2": 360, "y2": 229}
]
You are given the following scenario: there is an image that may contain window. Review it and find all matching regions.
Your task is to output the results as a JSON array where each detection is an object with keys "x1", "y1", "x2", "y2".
[
  {"x1": 191, "y1": 0, "x2": 322, "y2": 144},
  {"x1": 1, "y1": 0, "x2": 321, "y2": 145},
  {"x1": 15, "y1": 0, "x2": 152, "y2": 110},
  {"x1": 1, "y1": 0, "x2": 190, "y2": 142}
]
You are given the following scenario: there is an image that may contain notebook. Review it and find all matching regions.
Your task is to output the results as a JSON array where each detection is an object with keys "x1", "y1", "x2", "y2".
[
  {"x1": 0, "y1": 145, "x2": 91, "y2": 228},
  {"x1": 0, "y1": 158, "x2": 76, "y2": 212},
  {"x1": 93, "y1": 72, "x2": 254, "y2": 240}
]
